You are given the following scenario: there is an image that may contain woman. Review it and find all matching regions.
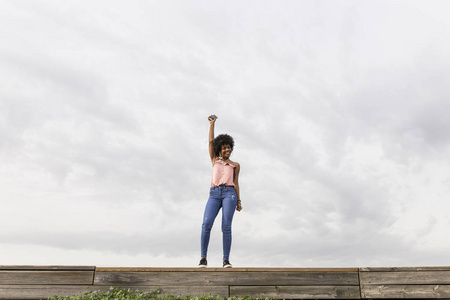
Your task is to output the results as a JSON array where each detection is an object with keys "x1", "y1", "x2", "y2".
[{"x1": 199, "y1": 115, "x2": 242, "y2": 268}]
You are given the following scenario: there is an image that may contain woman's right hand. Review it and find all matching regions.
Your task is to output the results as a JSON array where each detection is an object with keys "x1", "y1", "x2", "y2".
[{"x1": 208, "y1": 115, "x2": 217, "y2": 124}]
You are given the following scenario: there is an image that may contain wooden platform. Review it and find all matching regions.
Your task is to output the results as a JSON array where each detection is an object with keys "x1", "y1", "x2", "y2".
[{"x1": 1, "y1": 266, "x2": 450, "y2": 299}]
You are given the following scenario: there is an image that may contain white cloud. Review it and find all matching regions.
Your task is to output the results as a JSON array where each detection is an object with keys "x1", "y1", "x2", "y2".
[{"x1": 1, "y1": 0, "x2": 450, "y2": 267}]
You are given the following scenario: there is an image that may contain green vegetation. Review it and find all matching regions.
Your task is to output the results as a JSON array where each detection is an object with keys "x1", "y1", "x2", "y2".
[{"x1": 48, "y1": 287, "x2": 273, "y2": 300}]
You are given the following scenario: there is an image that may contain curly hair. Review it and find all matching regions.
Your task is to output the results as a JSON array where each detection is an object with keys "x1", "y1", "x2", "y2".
[{"x1": 213, "y1": 134, "x2": 235, "y2": 157}]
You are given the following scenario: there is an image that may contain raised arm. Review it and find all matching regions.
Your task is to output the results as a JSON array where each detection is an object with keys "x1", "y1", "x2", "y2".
[{"x1": 208, "y1": 115, "x2": 217, "y2": 164}]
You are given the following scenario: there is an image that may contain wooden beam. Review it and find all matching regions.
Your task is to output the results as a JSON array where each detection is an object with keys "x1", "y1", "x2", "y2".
[
  {"x1": 0, "y1": 285, "x2": 101, "y2": 300},
  {"x1": 360, "y1": 266, "x2": 450, "y2": 272},
  {"x1": 361, "y1": 284, "x2": 450, "y2": 299},
  {"x1": 360, "y1": 271, "x2": 450, "y2": 285},
  {"x1": 230, "y1": 285, "x2": 361, "y2": 299},
  {"x1": 96, "y1": 267, "x2": 359, "y2": 272},
  {"x1": 94, "y1": 270, "x2": 359, "y2": 286},
  {"x1": 0, "y1": 266, "x2": 95, "y2": 271},
  {"x1": 0, "y1": 271, "x2": 94, "y2": 285}
]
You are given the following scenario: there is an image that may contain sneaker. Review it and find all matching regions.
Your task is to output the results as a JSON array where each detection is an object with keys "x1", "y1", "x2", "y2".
[
  {"x1": 198, "y1": 258, "x2": 207, "y2": 268},
  {"x1": 223, "y1": 260, "x2": 232, "y2": 268}
]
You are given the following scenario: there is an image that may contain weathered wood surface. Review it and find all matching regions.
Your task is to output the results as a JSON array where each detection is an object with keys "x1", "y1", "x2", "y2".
[
  {"x1": 0, "y1": 271, "x2": 94, "y2": 285},
  {"x1": 359, "y1": 266, "x2": 450, "y2": 299},
  {"x1": 360, "y1": 271, "x2": 450, "y2": 285},
  {"x1": 0, "y1": 285, "x2": 102, "y2": 300},
  {"x1": 96, "y1": 267, "x2": 358, "y2": 272},
  {"x1": 2, "y1": 266, "x2": 450, "y2": 299},
  {"x1": 94, "y1": 270, "x2": 359, "y2": 286},
  {"x1": 0, "y1": 266, "x2": 95, "y2": 271},
  {"x1": 0, "y1": 285, "x2": 228, "y2": 300},
  {"x1": 360, "y1": 284, "x2": 450, "y2": 299},
  {"x1": 230, "y1": 285, "x2": 361, "y2": 299},
  {"x1": 360, "y1": 266, "x2": 450, "y2": 272}
]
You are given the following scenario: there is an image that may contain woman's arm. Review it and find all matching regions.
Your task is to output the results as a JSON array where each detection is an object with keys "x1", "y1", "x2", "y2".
[
  {"x1": 234, "y1": 163, "x2": 242, "y2": 211},
  {"x1": 208, "y1": 115, "x2": 217, "y2": 165}
]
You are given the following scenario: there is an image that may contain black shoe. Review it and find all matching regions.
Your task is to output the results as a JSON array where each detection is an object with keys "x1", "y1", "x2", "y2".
[
  {"x1": 223, "y1": 260, "x2": 232, "y2": 268},
  {"x1": 198, "y1": 258, "x2": 207, "y2": 268}
]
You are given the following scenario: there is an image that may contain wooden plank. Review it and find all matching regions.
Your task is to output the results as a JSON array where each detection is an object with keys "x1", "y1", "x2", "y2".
[
  {"x1": 360, "y1": 271, "x2": 450, "y2": 285},
  {"x1": 96, "y1": 267, "x2": 358, "y2": 272},
  {"x1": 0, "y1": 271, "x2": 94, "y2": 285},
  {"x1": 0, "y1": 285, "x2": 102, "y2": 300},
  {"x1": 230, "y1": 285, "x2": 361, "y2": 299},
  {"x1": 361, "y1": 284, "x2": 450, "y2": 299},
  {"x1": 0, "y1": 285, "x2": 228, "y2": 300},
  {"x1": 94, "y1": 271, "x2": 359, "y2": 286},
  {"x1": 0, "y1": 266, "x2": 95, "y2": 271},
  {"x1": 360, "y1": 266, "x2": 450, "y2": 272}
]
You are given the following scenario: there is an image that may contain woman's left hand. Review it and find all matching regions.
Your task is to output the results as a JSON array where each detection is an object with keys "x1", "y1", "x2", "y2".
[{"x1": 236, "y1": 202, "x2": 242, "y2": 211}]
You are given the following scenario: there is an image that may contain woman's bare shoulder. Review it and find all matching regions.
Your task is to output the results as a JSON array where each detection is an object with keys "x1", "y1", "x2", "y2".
[{"x1": 229, "y1": 160, "x2": 240, "y2": 168}]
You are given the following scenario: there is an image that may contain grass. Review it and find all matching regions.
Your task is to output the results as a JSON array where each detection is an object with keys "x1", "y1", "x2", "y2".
[{"x1": 48, "y1": 287, "x2": 274, "y2": 300}]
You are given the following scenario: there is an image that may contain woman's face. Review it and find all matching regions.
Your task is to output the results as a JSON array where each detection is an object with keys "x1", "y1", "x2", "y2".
[{"x1": 220, "y1": 144, "x2": 232, "y2": 159}]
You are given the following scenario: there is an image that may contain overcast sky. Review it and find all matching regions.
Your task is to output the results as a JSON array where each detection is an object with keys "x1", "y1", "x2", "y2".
[{"x1": 1, "y1": 0, "x2": 450, "y2": 268}]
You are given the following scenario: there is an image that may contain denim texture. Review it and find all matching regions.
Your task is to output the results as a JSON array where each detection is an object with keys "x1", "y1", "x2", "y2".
[{"x1": 201, "y1": 186, "x2": 237, "y2": 260}]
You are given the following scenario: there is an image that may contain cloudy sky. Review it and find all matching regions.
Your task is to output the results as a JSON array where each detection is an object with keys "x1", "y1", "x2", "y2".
[{"x1": 1, "y1": 0, "x2": 450, "y2": 268}]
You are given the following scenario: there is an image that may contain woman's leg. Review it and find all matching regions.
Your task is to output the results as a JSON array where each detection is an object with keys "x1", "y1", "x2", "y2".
[
  {"x1": 221, "y1": 189, "x2": 237, "y2": 260},
  {"x1": 201, "y1": 189, "x2": 222, "y2": 258}
]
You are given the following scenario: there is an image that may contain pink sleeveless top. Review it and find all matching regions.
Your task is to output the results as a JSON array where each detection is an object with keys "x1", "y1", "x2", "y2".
[{"x1": 211, "y1": 158, "x2": 236, "y2": 187}]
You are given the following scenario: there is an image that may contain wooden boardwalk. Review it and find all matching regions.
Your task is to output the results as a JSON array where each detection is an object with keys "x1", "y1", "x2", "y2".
[{"x1": 1, "y1": 266, "x2": 450, "y2": 299}]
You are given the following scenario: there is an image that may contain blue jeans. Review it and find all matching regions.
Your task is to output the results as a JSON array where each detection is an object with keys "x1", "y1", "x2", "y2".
[{"x1": 201, "y1": 186, "x2": 237, "y2": 260}]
